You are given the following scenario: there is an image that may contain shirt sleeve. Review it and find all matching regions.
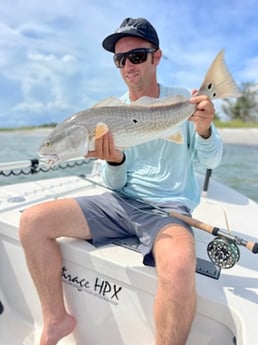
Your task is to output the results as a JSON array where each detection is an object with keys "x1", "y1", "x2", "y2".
[
  {"x1": 102, "y1": 159, "x2": 128, "y2": 190},
  {"x1": 192, "y1": 123, "x2": 223, "y2": 169}
]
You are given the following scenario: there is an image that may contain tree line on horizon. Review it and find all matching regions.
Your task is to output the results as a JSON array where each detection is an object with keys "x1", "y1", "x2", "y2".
[{"x1": 221, "y1": 82, "x2": 258, "y2": 123}]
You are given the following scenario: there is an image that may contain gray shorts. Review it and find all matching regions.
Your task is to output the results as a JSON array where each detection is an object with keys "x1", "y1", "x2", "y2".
[{"x1": 75, "y1": 192, "x2": 193, "y2": 266}]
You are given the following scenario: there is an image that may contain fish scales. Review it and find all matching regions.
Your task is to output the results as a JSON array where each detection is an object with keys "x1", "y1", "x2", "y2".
[
  {"x1": 56, "y1": 101, "x2": 194, "y2": 150},
  {"x1": 71, "y1": 102, "x2": 193, "y2": 138}
]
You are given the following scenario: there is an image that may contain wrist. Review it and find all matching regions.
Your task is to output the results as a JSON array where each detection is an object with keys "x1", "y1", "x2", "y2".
[
  {"x1": 199, "y1": 126, "x2": 211, "y2": 139},
  {"x1": 107, "y1": 152, "x2": 126, "y2": 166}
]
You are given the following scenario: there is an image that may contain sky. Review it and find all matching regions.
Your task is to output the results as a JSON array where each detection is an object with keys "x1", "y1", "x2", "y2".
[{"x1": 0, "y1": 0, "x2": 257, "y2": 127}]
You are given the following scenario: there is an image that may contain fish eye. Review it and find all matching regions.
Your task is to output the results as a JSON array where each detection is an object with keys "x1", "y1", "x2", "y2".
[{"x1": 46, "y1": 141, "x2": 51, "y2": 147}]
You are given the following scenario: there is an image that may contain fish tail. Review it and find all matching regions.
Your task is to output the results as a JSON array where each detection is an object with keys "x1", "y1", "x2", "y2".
[{"x1": 198, "y1": 50, "x2": 242, "y2": 100}]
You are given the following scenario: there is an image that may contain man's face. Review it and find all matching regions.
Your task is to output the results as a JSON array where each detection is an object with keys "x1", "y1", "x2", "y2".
[{"x1": 114, "y1": 36, "x2": 161, "y2": 91}]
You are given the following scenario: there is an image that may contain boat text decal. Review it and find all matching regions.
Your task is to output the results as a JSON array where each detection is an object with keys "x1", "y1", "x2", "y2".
[{"x1": 62, "y1": 266, "x2": 123, "y2": 305}]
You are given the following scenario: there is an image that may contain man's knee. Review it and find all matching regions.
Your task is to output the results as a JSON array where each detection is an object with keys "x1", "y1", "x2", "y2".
[
  {"x1": 154, "y1": 225, "x2": 196, "y2": 292},
  {"x1": 19, "y1": 203, "x2": 48, "y2": 243},
  {"x1": 157, "y1": 251, "x2": 195, "y2": 285}
]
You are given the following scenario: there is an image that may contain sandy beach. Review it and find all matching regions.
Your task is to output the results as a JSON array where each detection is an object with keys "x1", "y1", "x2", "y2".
[
  {"x1": 1, "y1": 127, "x2": 258, "y2": 146},
  {"x1": 218, "y1": 128, "x2": 258, "y2": 146}
]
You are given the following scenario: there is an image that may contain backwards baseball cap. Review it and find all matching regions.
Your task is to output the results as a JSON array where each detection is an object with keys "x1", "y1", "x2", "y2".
[{"x1": 102, "y1": 17, "x2": 159, "y2": 53}]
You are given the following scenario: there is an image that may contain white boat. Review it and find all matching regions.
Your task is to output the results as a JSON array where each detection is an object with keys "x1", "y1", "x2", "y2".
[{"x1": 0, "y1": 159, "x2": 258, "y2": 345}]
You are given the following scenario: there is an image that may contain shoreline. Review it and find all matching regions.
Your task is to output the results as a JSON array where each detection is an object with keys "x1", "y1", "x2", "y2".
[
  {"x1": 1, "y1": 127, "x2": 258, "y2": 146},
  {"x1": 218, "y1": 128, "x2": 258, "y2": 146}
]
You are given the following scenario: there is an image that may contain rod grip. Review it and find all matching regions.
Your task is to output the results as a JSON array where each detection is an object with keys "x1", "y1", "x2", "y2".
[{"x1": 169, "y1": 211, "x2": 214, "y2": 234}]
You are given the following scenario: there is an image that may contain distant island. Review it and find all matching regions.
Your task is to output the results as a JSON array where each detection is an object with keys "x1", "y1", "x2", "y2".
[{"x1": 0, "y1": 123, "x2": 57, "y2": 132}]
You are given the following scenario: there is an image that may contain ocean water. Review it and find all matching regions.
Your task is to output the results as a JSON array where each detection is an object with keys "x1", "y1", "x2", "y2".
[{"x1": 0, "y1": 131, "x2": 257, "y2": 203}]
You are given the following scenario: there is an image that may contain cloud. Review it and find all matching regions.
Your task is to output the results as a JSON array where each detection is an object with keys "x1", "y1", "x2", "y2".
[
  {"x1": 239, "y1": 56, "x2": 258, "y2": 82},
  {"x1": 0, "y1": 0, "x2": 257, "y2": 127}
]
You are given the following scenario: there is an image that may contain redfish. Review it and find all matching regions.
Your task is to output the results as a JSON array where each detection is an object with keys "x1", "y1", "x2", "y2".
[{"x1": 38, "y1": 50, "x2": 242, "y2": 166}]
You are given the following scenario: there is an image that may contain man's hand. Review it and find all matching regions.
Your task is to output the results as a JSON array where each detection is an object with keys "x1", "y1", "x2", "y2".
[
  {"x1": 85, "y1": 131, "x2": 124, "y2": 164},
  {"x1": 189, "y1": 89, "x2": 215, "y2": 139}
]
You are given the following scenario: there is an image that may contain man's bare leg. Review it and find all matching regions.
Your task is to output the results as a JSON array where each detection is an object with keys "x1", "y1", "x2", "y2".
[
  {"x1": 19, "y1": 198, "x2": 91, "y2": 345},
  {"x1": 153, "y1": 224, "x2": 196, "y2": 345}
]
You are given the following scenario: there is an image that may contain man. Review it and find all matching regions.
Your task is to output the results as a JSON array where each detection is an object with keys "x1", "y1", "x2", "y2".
[{"x1": 19, "y1": 17, "x2": 223, "y2": 345}]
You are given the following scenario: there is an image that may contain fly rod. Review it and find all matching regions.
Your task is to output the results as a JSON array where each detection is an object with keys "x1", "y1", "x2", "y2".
[
  {"x1": 169, "y1": 211, "x2": 258, "y2": 268},
  {"x1": 84, "y1": 173, "x2": 258, "y2": 269}
]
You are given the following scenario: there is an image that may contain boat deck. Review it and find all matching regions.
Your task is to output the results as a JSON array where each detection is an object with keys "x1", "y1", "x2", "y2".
[{"x1": 1, "y1": 174, "x2": 258, "y2": 344}]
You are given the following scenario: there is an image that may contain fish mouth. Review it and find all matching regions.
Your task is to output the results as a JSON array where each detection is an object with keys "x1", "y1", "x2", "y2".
[{"x1": 38, "y1": 153, "x2": 59, "y2": 168}]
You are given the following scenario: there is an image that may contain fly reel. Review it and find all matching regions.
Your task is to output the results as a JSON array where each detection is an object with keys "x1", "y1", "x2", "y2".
[{"x1": 207, "y1": 237, "x2": 240, "y2": 269}]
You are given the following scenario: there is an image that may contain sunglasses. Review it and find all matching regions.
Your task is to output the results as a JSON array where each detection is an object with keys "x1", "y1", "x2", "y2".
[{"x1": 113, "y1": 47, "x2": 157, "y2": 68}]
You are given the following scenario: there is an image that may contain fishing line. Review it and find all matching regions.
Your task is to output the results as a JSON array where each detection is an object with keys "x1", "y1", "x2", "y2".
[{"x1": 85, "y1": 174, "x2": 171, "y2": 218}]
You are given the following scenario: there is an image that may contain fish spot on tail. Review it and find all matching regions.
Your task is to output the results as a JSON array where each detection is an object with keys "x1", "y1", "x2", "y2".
[{"x1": 205, "y1": 82, "x2": 217, "y2": 98}]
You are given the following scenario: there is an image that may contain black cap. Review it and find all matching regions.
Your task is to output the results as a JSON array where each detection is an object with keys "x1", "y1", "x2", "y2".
[{"x1": 102, "y1": 17, "x2": 159, "y2": 53}]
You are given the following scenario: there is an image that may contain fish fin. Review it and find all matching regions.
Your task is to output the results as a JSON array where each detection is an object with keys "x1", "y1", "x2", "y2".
[
  {"x1": 84, "y1": 134, "x2": 90, "y2": 155},
  {"x1": 93, "y1": 94, "x2": 188, "y2": 109},
  {"x1": 93, "y1": 97, "x2": 124, "y2": 108},
  {"x1": 132, "y1": 94, "x2": 187, "y2": 107},
  {"x1": 198, "y1": 50, "x2": 242, "y2": 100},
  {"x1": 95, "y1": 122, "x2": 109, "y2": 139},
  {"x1": 166, "y1": 131, "x2": 184, "y2": 144}
]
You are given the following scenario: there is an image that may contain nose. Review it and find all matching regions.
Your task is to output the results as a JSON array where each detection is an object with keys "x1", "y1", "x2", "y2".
[{"x1": 122, "y1": 56, "x2": 134, "y2": 68}]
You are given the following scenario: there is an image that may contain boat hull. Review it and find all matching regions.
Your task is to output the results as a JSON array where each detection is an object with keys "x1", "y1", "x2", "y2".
[{"x1": 1, "y1": 174, "x2": 258, "y2": 344}]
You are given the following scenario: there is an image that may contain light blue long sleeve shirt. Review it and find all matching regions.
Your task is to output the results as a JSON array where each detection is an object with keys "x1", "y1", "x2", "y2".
[{"x1": 102, "y1": 84, "x2": 223, "y2": 212}]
